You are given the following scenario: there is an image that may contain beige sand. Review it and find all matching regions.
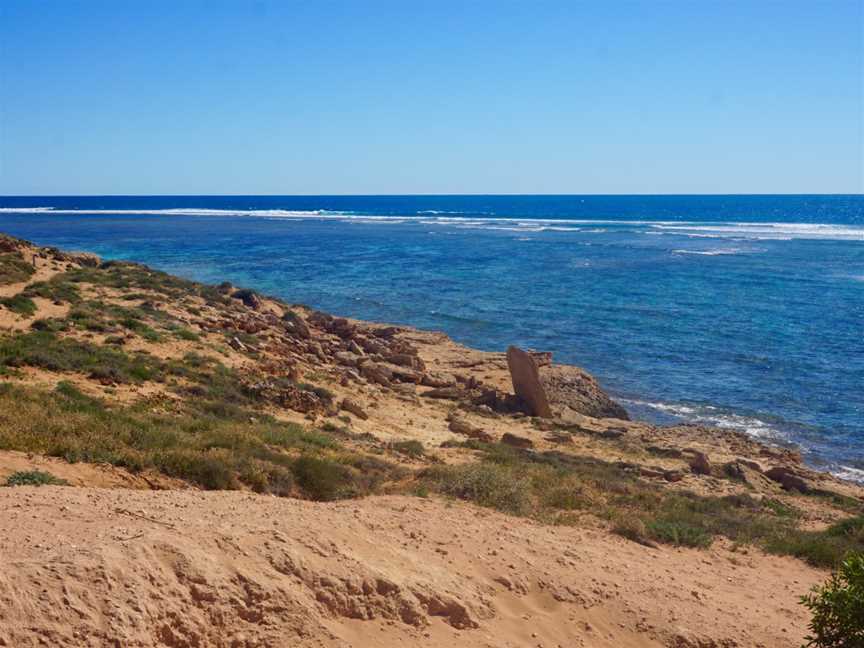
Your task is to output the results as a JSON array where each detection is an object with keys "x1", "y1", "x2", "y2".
[{"x1": 0, "y1": 488, "x2": 819, "y2": 648}]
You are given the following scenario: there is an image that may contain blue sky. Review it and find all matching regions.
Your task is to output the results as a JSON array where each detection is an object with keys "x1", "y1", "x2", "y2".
[{"x1": 0, "y1": 0, "x2": 861, "y2": 195}]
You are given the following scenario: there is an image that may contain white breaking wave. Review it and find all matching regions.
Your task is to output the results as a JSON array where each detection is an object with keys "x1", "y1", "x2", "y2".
[
  {"x1": 0, "y1": 207, "x2": 56, "y2": 213},
  {"x1": 832, "y1": 465, "x2": 864, "y2": 483},
  {"x1": 622, "y1": 398, "x2": 864, "y2": 483},
  {"x1": 622, "y1": 398, "x2": 788, "y2": 442},
  {"x1": 1, "y1": 207, "x2": 861, "y2": 242},
  {"x1": 652, "y1": 222, "x2": 864, "y2": 241},
  {"x1": 672, "y1": 247, "x2": 755, "y2": 256},
  {"x1": 0, "y1": 207, "x2": 343, "y2": 217}
]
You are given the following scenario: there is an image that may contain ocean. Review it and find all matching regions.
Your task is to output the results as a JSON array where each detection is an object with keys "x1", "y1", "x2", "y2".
[{"x1": 0, "y1": 195, "x2": 862, "y2": 480}]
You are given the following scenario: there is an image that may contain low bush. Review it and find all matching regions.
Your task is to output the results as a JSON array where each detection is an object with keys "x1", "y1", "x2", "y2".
[
  {"x1": 390, "y1": 440, "x2": 425, "y2": 458},
  {"x1": 22, "y1": 277, "x2": 81, "y2": 303},
  {"x1": 766, "y1": 516, "x2": 864, "y2": 568},
  {"x1": 0, "y1": 252, "x2": 35, "y2": 285},
  {"x1": 0, "y1": 381, "x2": 401, "y2": 498},
  {"x1": 422, "y1": 462, "x2": 532, "y2": 515},
  {"x1": 292, "y1": 455, "x2": 351, "y2": 501},
  {"x1": 801, "y1": 552, "x2": 864, "y2": 647},
  {"x1": 0, "y1": 294, "x2": 37, "y2": 316},
  {"x1": 420, "y1": 440, "x2": 853, "y2": 566},
  {"x1": 0, "y1": 331, "x2": 164, "y2": 383},
  {"x1": 5, "y1": 470, "x2": 68, "y2": 487}
]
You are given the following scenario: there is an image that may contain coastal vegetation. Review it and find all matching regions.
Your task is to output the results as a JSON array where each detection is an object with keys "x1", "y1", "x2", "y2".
[
  {"x1": 0, "y1": 236, "x2": 860, "y2": 581},
  {"x1": 0, "y1": 251, "x2": 35, "y2": 284},
  {"x1": 801, "y1": 553, "x2": 864, "y2": 647},
  {"x1": 4, "y1": 469, "x2": 68, "y2": 487},
  {"x1": 421, "y1": 439, "x2": 864, "y2": 567}
]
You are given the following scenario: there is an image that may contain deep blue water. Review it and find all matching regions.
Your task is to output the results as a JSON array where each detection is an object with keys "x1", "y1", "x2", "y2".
[{"x1": 1, "y1": 195, "x2": 862, "y2": 479}]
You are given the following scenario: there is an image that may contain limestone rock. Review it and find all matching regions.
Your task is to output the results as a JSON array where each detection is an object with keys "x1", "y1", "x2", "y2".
[
  {"x1": 724, "y1": 462, "x2": 779, "y2": 492},
  {"x1": 69, "y1": 251, "x2": 101, "y2": 267},
  {"x1": 421, "y1": 386, "x2": 464, "y2": 400},
  {"x1": 340, "y1": 399, "x2": 369, "y2": 420},
  {"x1": 421, "y1": 372, "x2": 457, "y2": 388},
  {"x1": 448, "y1": 418, "x2": 491, "y2": 442},
  {"x1": 387, "y1": 353, "x2": 425, "y2": 371},
  {"x1": 359, "y1": 361, "x2": 392, "y2": 386},
  {"x1": 764, "y1": 466, "x2": 812, "y2": 493},
  {"x1": 228, "y1": 336, "x2": 248, "y2": 352},
  {"x1": 538, "y1": 364, "x2": 628, "y2": 420},
  {"x1": 282, "y1": 311, "x2": 311, "y2": 339},
  {"x1": 506, "y1": 346, "x2": 552, "y2": 418},
  {"x1": 684, "y1": 450, "x2": 712, "y2": 475},
  {"x1": 335, "y1": 351, "x2": 361, "y2": 367},
  {"x1": 232, "y1": 289, "x2": 262, "y2": 310},
  {"x1": 501, "y1": 432, "x2": 533, "y2": 449}
]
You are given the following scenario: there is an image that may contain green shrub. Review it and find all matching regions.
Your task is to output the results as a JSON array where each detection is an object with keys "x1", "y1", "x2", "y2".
[
  {"x1": 801, "y1": 552, "x2": 864, "y2": 647},
  {"x1": 390, "y1": 439, "x2": 425, "y2": 458},
  {"x1": 292, "y1": 455, "x2": 350, "y2": 501},
  {"x1": 22, "y1": 278, "x2": 80, "y2": 303},
  {"x1": 766, "y1": 516, "x2": 864, "y2": 568},
  {"x1": 0, "y1": 252, "x2": 35, "y2": 285},
  {"x1": 0, "y1": 294, "x2": 37, "y2": 316},
  {"x1": 0, "y1": 381, "x2": 399, "y2": 497},
  {"x1": 172, "y1": 327, "x2": 199, "y2": 341},
  {"x1": 422, "y1": 462, "x2": 531, "y2": 515},
  {"x1": 5, "y1": 470, "x2": 68, "y2": 486}
]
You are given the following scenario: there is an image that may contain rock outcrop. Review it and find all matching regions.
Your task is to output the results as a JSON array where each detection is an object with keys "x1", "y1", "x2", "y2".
[
  {"x1": 506, "y1": 346, "x2": 553, "y2": 418},
  {"x1": 539, "y1": 364, "x2": 629, "y2": 420},
  {"x1": 505, "y1": 346, "x2": 627, "y2": 421}
]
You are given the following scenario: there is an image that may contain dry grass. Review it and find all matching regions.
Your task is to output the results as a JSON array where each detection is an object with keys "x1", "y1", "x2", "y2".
[
  {"x1": 0, "y1": 381, "x2": 404, "y2": 499},
  {"x1": 422, "y1": 440, "x2": 864, "y2": 567}
]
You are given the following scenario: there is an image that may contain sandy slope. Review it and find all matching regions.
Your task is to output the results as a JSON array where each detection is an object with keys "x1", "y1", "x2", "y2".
[{"x1": 0, "y1": 488, "x2": 818, "y2": 648}]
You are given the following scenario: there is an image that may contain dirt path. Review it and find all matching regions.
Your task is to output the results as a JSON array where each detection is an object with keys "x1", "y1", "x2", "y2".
[{"x1": 0, "y1": 489, "x2": 820, "y2": 647}]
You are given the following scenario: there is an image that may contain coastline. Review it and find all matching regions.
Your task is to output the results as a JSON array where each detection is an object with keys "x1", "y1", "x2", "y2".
[
  {"x1": 1, "y1": 199, "x2": 861, "y2": 478},
  {"x1": 0, "y1": 231, "x2": 862, "y2": 646}
]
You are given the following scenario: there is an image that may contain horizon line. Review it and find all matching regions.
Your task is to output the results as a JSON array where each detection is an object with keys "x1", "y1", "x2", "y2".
[{"x1": 1, "y1": 192, "x2": 863, "y2": 199}]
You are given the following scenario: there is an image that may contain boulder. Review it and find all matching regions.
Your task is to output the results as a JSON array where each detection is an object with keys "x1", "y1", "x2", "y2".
[
  {"x1": 307, "y1": 341, "x2": 327, "y2": 361},
  {"x1": 538, "y1": 364, "x2": 629, "y2": 420},
  {"x1": 387, "y1": 365, "x2": 423, "y2": 384},
  {"x1": 228, "y1": 336, "x2": 249, "y2": 352},
  {"x1": 501, "y1": 432, "x2": 534, "y2": 449},
  {"x1": 282, "y1": 311, "x2": 311, "y2": 339},
  {"x1": 421, "y1": 372, "x2": 457, "y2": 388},
  {"x1": 335, "y1": 351, "x2": 361, "y2": 367},
  {"x1": 68, "y1": 251, "x2": 101, "y2": 267},
  {"x1": 724, "y1": 462, "x2": 780, "y2": 492},
  {"x1": 372, "y1": 326, "x2": 401, "y2": 338},
  {"x1": 359, "y1": 361, "x2": 392, "y2": 386},
  {"x1": 421, "y1": 386, "x2": 464, "y2": 400},
  {"x1": 387, "y1": 353, "x2": 426, "y2": 371},
  {"x1": 232, "y1": 289, "x2": 262, "y2": 310},
  {"x1": 684, "y1": 450, "x2": 712, "y2": 475},
  {"x1": 340, "y1": 398, "x2": 369, "y2": 420},
  {"x1": 764, "y1": 466, "x2": 812, "y2": 493},
  {"x1": 328, "y1": 317, "x2": 356, "y2": 339},
  {"x1": 448, "y1": 418, "x2": 491, "y2": 442},
  {"x1": 544, "y1": 431, "x2": 573, "y2": 444},
  {"x1": 391, "y1": 383, "x2": 417, "y2": 397},
  {"x1": 506, "y1": 346, "x2": 552, "y2": 418}
]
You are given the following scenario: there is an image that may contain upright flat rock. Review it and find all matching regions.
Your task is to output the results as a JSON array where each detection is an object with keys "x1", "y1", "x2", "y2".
[{"x1": 506, "y1": 345, "x2": 553, "y2": 418}]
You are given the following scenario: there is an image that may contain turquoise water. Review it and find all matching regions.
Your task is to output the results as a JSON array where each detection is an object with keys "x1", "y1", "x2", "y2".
[{"x1": 0, "y1": 195, "x2": 862, "y2": 479}]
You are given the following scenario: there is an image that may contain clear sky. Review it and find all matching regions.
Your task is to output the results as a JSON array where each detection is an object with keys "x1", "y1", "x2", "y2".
[{"x1": 0, "y1": 0, "x2": 862, "y2": 195}]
